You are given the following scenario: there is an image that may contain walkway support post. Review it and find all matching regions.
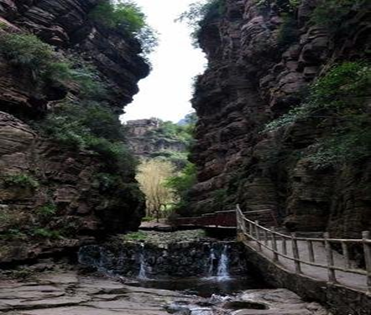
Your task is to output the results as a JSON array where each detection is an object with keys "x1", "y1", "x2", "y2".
[
  {"x1": 282, "y1": 237, "x2": 287, "y2": 255},
  {"x1": 307, "y1": 240, "x2": 315, "y2": 263},
  {"x1": 255, "y1": 221, "x2": 262, "y2": 251},
  {"x1": 291, "y1": 233, "x2": 302, "y2": 274},
  {"x1": 264, "y1": 230, "x2": 269, "y2": 246},
  {"x1": 324, "y1": 232, "x2": 337, "y2": 283},
  {"x1": 271, "y1": 227, "x2": 279, "y2": 262},
  {"x1": 362, "y1": 231, "x2": 371, "y2": 294},
  {"x1": 341, "y1": 241, "x2": 350, "y2": 269},
  {"x1": 236, "y1": 205, "x2": 241, "y2": 235}
]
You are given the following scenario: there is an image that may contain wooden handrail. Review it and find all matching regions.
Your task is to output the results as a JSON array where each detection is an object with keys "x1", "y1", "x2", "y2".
[{"x1": 236, "y1": 204, "x2": 371, "y2": 293}]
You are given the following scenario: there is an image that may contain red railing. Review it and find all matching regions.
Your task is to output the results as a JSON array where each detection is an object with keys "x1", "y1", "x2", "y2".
[{"x1": 173, "y1": 209, "x2": 277, "y2": 228}]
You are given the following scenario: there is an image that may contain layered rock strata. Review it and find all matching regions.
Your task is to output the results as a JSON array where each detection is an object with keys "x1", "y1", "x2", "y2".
[
  {"x1": 125, "y1": 119, "x2": 188, "y2": 160},
  {"x1": 0, "y1": 0, "x2": 149, "y2": 263},
  {"x1": 188, "y1": 0, "x2": 371, "y2": 237}
]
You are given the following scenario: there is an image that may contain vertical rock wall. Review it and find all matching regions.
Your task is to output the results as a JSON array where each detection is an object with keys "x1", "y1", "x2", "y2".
[
  {"x1": 188, "y1": 0, "x2": 371, "y2": 237},
  {"x1": 0, "y1": 0, "x2": 149, "y2": 263}
]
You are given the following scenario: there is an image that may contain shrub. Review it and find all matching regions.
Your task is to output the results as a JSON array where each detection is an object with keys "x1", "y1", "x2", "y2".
[
  {"x1": 166, "y1": 162, "x2": 197, "y2": 210},
  {"x1": 33, "y1": 228, "x2": 62, "y2": 240},
  {"x1": 277, "y1": 13, "x2": 299, "y2": 48},
  {"x1": 255, "y1": 0, "x2": 301, "y2": 14},
  {"x1": 0, "y1": 33, "x2": 105, "y2": 96},
  {"x1": 177, "y1": 0, "x2": 225, "y2": 46},
  {"x1": 122, "y1": 231, "x2": 147, "y2": 241},
  {"x1": 311, "y1": 0, "x2": 366, "y2": 35},
  {"x1": 39, "y1": 101, "x2": 137, "y2": 175},
  {"x1": 3, "y1": 174, "x2": 39, "y2": 189},
  {"x1": 37, "y1": 203, "x2": 57, "y2": 218},
  {"x1": 266, "y1": 61, "x2": 371, "y2": 167},
  {"x1": 90, "y1": 0, "x2": 157, "y2": 55},
  {"x1": 0, "y1": 33, "x2": 54, "y2": 77}
]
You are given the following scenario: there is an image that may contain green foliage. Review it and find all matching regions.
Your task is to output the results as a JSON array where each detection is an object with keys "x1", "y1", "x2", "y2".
[
  {"x1": 0, "y1": 229, "x2": 27, "y2": 241},
  {"x1": 277, "y1": 13, "x2": 299, "y2": 48},
  {"x1": 255, "y1": 0, "x2": 301, "y2": 14},
  {"x1": 122, "y1": 231, "x2": 147, "y2": 241},
  {"x1": 0, "y1": 33, "x2": 54, "y2": 76},
  {"x1": 141, "y1": 216, "x2": 155, "y2": 222},
  {"x1": 39, "y1": 101, "x2": 136, "y2": 175},
  {"x1": 177, "y1": 0, "x2": 225, "y2": 46},
  {"x1": 308, "y1": 129, "x2": 371, "y2": 168},
  {"x1": 0, "y1": 32, "x2": 105, "y2": 95},
  {"x1": 37, "y1": 203, "x2": 57, "y2": 219},
  {"x1": 91, "y1": 1, "x2": 145, "y2": 32},
  {"x1": 32, "y1": 228, "x2": 62, "y2": 240},
  {"x1": 166, "y1": 162, "x2": 197, "y2": 208},
  {"x1": 4, "y1": 174, "x2": 39, "y2": 189},
  {"x1": 311, "y1": 0, "x2": 366, "y2": 35},
  {"x1": 90, "y1": 0, "x2": 157, "y2": 55},
  {"x1": 266, "y1": 61, "x2": 371, "y2": 167},
  {"x1": 211, "y1": 188, "x2": 228, "y2": 210}
]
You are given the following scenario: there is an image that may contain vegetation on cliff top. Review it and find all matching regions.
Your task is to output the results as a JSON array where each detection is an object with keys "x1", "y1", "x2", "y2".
[
  {"x1": 266, "y1": 61, "x2": 371, "y2": 168},
  {"x1": 177, "y1": 0, "x2": 225, "y2": 46},
  {"x1": 90, "y1": 0, "x2": 157, "y2": 55},
  {"x1": 0, "y1": 33, "x2": 104, "y2": 97}
]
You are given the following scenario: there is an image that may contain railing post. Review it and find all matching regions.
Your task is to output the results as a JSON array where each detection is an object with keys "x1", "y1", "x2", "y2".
[
  {"x1": 291, "y1": 233, "x2": 302, "y2": 274},
  {"x1": 255, "y1": 221, "x2": 262, "y2": 251},
  {"x1": 324, "y1": 232, "x2": 337, "y2": 284},
  {"x1": 307, "y1": 240, "x2": 315, "y2": 263},
  {"x1": 271, "y1": 227, "x2": 279, "y2": 262},
  {"x1": 341, "y1": 241, "x2": 351, "y2": 269},
  {"x1": 282, "y1": 237, "x2": 287, "y2": 256},
  {"x1": 249, "y1": 222, "x2": 253, "y2": 237},
  {"x1": 236, "y1": 205, "x2": 241, "y2": 234},
  {"x1": 362, "y1": 231, "x2": 371, "y2": 294},
  {"x1": 264, "y1": 229, "x2": 269, "y2": 246}
]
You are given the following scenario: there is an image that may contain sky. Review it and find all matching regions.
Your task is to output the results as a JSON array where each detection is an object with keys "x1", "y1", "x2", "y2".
[{"x1": 121, "y1": 0, "x2": 207, "y2": 123}]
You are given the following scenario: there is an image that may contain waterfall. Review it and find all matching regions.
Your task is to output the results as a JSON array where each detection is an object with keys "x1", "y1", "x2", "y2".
[
  {"x1": 138, "y1": 243, "x2": 148, "y2": 280},
  {"x1": 207, "y1": 246, "x2": 215, "y2": 277},
  {"x1": 216, "y1": 244, "x2": 230, "y2": 280}
]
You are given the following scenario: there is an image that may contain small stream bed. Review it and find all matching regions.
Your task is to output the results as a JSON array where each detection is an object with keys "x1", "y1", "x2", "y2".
[{"x1": 127, "y1": 276, "x2": 267, "y2": 298}]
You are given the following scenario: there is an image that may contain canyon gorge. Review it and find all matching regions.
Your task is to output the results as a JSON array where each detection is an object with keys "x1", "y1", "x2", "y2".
[{"x1": 0, "y1": 1, "x2": 370, "y2": 315}]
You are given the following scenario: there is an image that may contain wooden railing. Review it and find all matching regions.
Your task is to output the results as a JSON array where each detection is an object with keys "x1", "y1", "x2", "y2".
[{"x1": 236, "y1": 205, "x2": 371, "y2": 293}]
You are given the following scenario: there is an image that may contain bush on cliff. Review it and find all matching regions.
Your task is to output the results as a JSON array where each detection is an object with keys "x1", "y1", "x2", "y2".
[
  {"x1": 0, "y1": 33, "x2": 54, "y2": 77},
  {"x1": 3, "y1": 174, "x2": 39, "y2": 189},
  {"x1": 90, "y1": 0, "x2": 157, "y2": 54},
  {"x1": 265, "y1": 61, "x2": 371, "y2": 167},
  {"x1": 0, "y1": 33, "x2": 104, "y2": 96},
  {"x1": 311, "y1": 0, "x2": 367, "y2": 35},
  {"x1": 39, "y1": 101, "x2": 136, "y2": 175},
  {"x1": 166, "y1": 162, "x2": 197, "y2": 212},
  {"x1": 177, "y1": 0, "x2": 225, "y2": 46}
]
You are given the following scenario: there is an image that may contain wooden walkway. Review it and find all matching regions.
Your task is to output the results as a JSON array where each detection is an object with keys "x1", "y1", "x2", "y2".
[{"x1": 236, "y1": 205, "x2": 371, "y2": 294}]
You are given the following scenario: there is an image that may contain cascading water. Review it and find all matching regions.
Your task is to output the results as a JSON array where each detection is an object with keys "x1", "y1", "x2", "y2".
[
  {"x1": 138, "y1": 243, "x2": 148, "y2": 280},
  {"x1": 207, "y1": 247, "x2": 215, "y2": 277},
  {"x1": 216, "y1": 244, "x2": 230, "y2": 280}
]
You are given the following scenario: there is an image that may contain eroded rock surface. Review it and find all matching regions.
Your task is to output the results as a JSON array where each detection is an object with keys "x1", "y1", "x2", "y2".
[
  {"x1": 187, "y1": 0, "x2": 371, "y2": 237},
  {"x1": 0, "y1": 269, "x2": 330, "y2": 315},
  {"x1": 0, "y1": 0, "x2": 148, "y2": 263}
]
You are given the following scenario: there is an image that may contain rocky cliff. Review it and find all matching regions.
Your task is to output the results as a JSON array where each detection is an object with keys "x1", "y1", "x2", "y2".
[
  {"x1": 187, "y1": 0, "x2": 371, "y2": 237},
  {"x1": 0, "y1": 0, "x2": 149, "y2": 263},
  {"x1": 125, "y1": 118, "x2": 190, "y2": 168}
]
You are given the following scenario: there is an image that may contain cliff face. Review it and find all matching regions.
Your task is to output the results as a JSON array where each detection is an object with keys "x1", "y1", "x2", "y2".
[
  {"x1": 0, "y1": 0, "x2": 149, "y2": 263},
  {"x1": 125, "y1": 119, "x2": 187, "y2": 160},
  {"x1": 188, "y1": 0, "x2": 371, "y2": 237}
]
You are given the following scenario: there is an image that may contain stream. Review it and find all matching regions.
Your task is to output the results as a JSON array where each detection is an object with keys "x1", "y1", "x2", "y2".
[{"x1": 0, "y1": 230, "x2": 331, "y2": 314}]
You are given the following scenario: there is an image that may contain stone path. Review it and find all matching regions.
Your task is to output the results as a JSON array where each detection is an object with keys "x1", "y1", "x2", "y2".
[
  {"x1": 0, "y1": 269, "x2": 331, "y2": 315},
  {"x1": 245, "y1": 239, "x2": 368, "y2": 291}
]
